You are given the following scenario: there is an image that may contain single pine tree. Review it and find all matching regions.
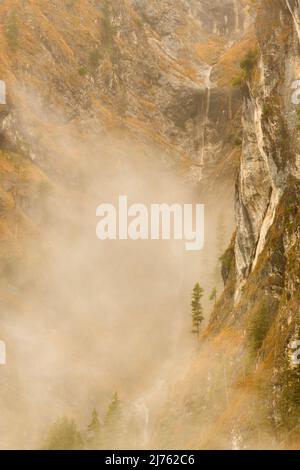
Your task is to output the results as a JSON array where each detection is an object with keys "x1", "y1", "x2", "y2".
[
  {"x1": 191, "y1": 283, "x2": 204, "y2": 340},
  {"x1": 87, "y1": 408, "x2": 100, "y2": 437},
  {"x1": 105, "y1": 392, "x2": 121, "y2": 425},
  {"x1": 103, "y1": 392, "x2": 123, "y2": 449}
]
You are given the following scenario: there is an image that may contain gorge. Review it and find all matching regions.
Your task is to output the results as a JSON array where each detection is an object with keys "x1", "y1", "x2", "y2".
[{"x1": 0, "y1": 0, "x2": 299, "y2": 450}]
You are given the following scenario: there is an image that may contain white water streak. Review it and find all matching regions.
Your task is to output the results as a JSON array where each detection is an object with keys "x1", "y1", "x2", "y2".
[{"x1": 200, "y1": 66, "x2": 212, "y2": 167}]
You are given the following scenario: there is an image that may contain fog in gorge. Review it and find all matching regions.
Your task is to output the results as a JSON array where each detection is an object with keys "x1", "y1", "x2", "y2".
[{"x1": 0, "y1": 93, "x2": 234, "y2": 448}]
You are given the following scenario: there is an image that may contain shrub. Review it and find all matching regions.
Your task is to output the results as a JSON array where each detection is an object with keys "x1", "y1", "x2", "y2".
[
  {"x1": 78, "y1": 66, "x2": 88, "y2": 76},
  {"x1": 219, "y1": 246, "x2": 234, "y2": 284},
  {"x1": 232, "y1": 49, "x2": 258, "y2": 87},
  {"x1": 248, "y1": 304, "x2": 273, "y2": 355},
  {"x1": 231, "y1": 71, "x2": 246, "y2": 87},
  {"x1": 240, "y1": 49, "x2": 258, "y2": 75}
]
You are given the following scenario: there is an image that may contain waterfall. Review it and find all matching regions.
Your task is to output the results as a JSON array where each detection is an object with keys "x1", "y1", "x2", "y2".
[
  {"x1": 192, "y1": 65, "x2": 212, "y2": 181},
  {"x1": 200, "y1": 66, "x2": 212, "y2": 168},
  {"x1": 286, "y1": 0, "x2": 300, "y2": 45}
]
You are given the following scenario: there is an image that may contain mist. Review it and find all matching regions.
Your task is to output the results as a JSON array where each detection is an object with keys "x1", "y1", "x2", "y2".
[{"x1": 0, "y1": 85, "x2": 235, "y2": 449}]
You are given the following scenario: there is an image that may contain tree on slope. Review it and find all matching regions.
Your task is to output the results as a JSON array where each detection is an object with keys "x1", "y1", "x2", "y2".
[{"x1": 191, "y1": 283, "x2": 204, "y2": 340}]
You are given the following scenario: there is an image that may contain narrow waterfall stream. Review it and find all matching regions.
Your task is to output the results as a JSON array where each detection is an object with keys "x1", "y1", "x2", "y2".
[{"x1": 201, "y1": 66, "x2": 212, "y2": 167}]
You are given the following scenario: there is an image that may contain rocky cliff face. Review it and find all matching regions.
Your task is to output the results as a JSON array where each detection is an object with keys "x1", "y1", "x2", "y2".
[
  {"x1": 229, "y1": 0, "x2": 300, "y2": 440},
  {"x1": 152, "y1": 0, "x2": 300, "y2": 450},
  {"x1": 0, "y1": 0, "x2": 258, "y2": 449},
  {"x1": 0, "y1": 0, "x2": 252, "y2": 176},
  {"x1": 210, "y1": 0, "x2": 300, "y2": 339},
  {"x1": 0, "y1": 0, "x2": 254, "y2": 291},
  {"x1": 235, "y1": 0, "x2": 300, "y2": 285}
]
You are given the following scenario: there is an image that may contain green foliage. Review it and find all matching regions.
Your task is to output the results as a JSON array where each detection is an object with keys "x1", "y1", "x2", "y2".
[
  {"x1": 240, "y1": 49, "x2": 258, "y2": 75},
  {"x1": 104, "y1": 392, "x2": 121, "y2": 428},
  {"x1": 234, "y1": 136, "x2": 242, "y2": 146},
  {"x1": 43, "y1": 392, "x2": 124, "y2": 450},
  {"x1": 88, "y1": 408, "x2": 101, "y2": 436},
  {"x1": 248, "y1": 304, "x2": 273, "y2": 355},
  {"x1": 43, "y1": 417, "x2": 83, "y2": 450},
  {"x1": 191, "y1": 283, "x2": 204, "y2": 339},
  {"x1": 209, "y1": 287, "x2": 217, "y2": 304},
  {"x1": 219, "y1": 246, "x2": 234, "y2": 284},
  {"x1": 86, "y1": 408, "x2": 101, "y2": 448},
  {"x1": 89, "y1": 49, "x2": 102, "y2": 68},
  {"x1": 5, "y1": 10, "x2": 19, "y2": 51},
  {"x1": 78, "y1": 49, "x2": 102, "y2": 79},
  {"x1": 219, "y1": 251, "x2": 232, "y2": 272},
  {"x1": 134, "y1": 15, "x2": 143, "y2": 28},
  {"x1": 78, "y1": 66, "x2": 88, "y2": 76},
  {"x1": 102, "y1": 392, "x2": 123, "y2": 448},
  {"x1": 232, "y1": 49, "x2": 258, "y2": 87},
  {"x1": 231, "y1": 71, "x2": 246, "y2": 87}
]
